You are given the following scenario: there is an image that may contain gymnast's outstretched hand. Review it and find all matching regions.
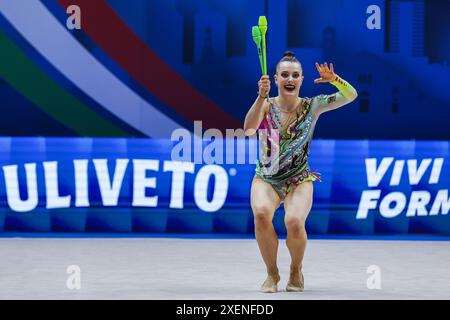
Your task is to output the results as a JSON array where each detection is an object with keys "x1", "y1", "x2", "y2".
[{"x1": 314, "y1": 62, "x2": 337, "y2": 84}]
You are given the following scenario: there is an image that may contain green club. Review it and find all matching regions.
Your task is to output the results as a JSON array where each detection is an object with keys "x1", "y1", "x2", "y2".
[
  {"x1": 252, "y1": 26, "x2": 264, "y2": 75},
  {"x1": 258, "y1": 16, "x2": 268, "y2": 75}
]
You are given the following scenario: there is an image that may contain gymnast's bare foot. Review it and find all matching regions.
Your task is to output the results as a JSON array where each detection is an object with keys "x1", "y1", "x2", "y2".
[
  {"x1": 286, "y1": 266, "x2": 304, "y2": 292},
  {"x1": 260, "y1": 273, "x2": 280, "y2": 293}
]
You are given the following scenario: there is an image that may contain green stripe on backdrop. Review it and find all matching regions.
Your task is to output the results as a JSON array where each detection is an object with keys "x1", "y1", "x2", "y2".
[{"x1": 0, "y1": 31, "x2": 131, "y2": 137}]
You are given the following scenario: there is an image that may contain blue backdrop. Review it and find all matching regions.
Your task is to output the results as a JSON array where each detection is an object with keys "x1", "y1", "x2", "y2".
[{"x1": 1, "y1": 0, "x2": 450, "y2": 140}]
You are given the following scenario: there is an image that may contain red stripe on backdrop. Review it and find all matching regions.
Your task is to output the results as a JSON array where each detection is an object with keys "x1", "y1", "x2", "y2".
[{"x1": 57, "y1": 0, "x2": 242, "y2": 132}]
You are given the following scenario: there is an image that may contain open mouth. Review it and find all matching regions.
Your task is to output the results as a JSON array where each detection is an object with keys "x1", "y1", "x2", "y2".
[{"x1": 284, "y1": 85, "x2": 296, "y2": 92}]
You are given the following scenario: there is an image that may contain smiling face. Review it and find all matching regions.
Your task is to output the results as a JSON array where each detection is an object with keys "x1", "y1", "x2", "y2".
[{"x1": 275, "y1": 61, "x2": 304, "y2": 97}]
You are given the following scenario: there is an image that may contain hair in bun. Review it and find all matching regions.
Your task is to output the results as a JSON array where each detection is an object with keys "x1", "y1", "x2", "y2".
[
  {"x1": 282, "y1": 51, "x2": 296, "y2": 58},
  {"x1": 276, "y1": 50, "x2": 302, "y2": 73}
]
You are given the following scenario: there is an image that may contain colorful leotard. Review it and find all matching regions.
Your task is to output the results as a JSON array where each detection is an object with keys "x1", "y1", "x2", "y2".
[{"x1": 255, "y1": 75, "x2": 357, "y2": 201}]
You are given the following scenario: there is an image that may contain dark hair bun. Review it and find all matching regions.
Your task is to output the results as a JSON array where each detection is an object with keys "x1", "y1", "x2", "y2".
[{"x1": 283, "y1": 51, "x2": 296, "y2": 58}]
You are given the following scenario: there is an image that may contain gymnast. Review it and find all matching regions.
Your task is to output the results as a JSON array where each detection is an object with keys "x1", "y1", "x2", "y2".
[{"x1": 244, "y1": 51, "x2": 358, "y2": 293}]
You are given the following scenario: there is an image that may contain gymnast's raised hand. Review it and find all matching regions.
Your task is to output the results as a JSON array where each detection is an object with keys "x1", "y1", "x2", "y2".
[{"x1": 314, "y1": 62, "x2": 337, "y2": 84}]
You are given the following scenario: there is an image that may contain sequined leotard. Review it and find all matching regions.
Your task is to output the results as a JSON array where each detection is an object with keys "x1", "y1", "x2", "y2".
[{"x1": 255, "y1": 75, "x2": 357, "y2": 201}]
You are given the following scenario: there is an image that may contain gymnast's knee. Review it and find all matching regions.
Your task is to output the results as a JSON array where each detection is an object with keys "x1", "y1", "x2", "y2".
[
  {"x1": 285, "y1": 216, "x2": 305, "y2": 236},
  {"x1": 253, "y1": 206, "x2": 274, "y2": 229}
]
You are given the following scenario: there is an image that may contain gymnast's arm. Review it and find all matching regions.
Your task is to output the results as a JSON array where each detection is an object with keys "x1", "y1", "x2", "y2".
[
  {"x1": 244, "y1": 76, "x2": 270, "y2": 136},
  {"x1": 311, "y1": 62, "x2": 358, "y2": 117}
]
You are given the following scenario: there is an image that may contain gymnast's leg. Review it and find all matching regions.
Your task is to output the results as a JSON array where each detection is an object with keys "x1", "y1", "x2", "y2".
[
  {"x1": 283, "y1": 181, "x2": 313, "y2": 292},
  {"x1": 251, "y1": 176, "x2": 281, "y2": 293}
]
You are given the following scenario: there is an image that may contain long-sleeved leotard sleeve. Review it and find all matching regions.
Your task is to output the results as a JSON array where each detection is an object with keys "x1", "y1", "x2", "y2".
[{"x1": 311, "y1": 75, "x2": 358, "y2": 118}]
